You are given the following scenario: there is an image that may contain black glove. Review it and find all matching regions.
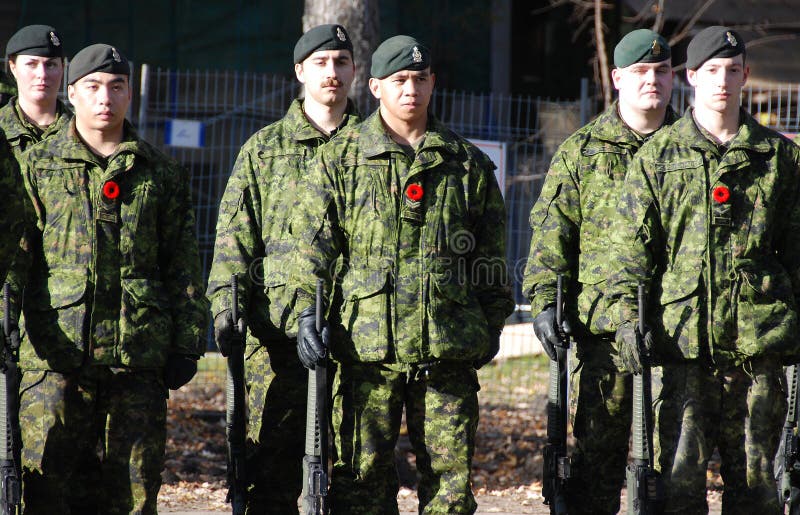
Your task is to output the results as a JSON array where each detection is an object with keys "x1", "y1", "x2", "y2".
[
  {"x1": 532, "y1": 306, "x2": 570, "y2": 361},
  {"x1": 297, "y1": 306, "x2": 329, "y2": 369},
  {"x1": 614, "y1": 323, "x2": 653, "y2": 375},
  {"x1": 4, "y1": 320, "x2": 19, "y2": 352},
  {"x1": 164, "y1": 354, "x2": 198, "y2": 390},
  {"x1": 474, "y1": 327, "x2": 502, "y2": 369},
  {"x1": 214, "y1": 309, "x2": 244, "y2": 357}
]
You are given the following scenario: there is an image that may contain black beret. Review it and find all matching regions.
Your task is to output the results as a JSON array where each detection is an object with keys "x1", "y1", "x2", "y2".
[
  {"x1": 68, "y1": 44, "x2": 130, "y2": 85},
  {"x1": 371, "y1": 35, "x2": 431, "y2": 79},
  {"x1": 686, "y1": 26, "x2": 745, "y2": 70},
  {"x1": 614, "y1": 29, "x2": 671, "y2": 68},
  {"x1": 6, "y1": 24, "x2": 64, "y2": 58},
  {"x1": 293, "y1": 24, "x2": 353, "y2": 64}
]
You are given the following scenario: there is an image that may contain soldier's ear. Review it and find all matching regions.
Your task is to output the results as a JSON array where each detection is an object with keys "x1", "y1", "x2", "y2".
[
  {"x1": 295, "y1": 63, "x2": 305, "y2": 84},
  {"x1": 67, "y1": 84, "x2": 75, "y2": 102},
  {"x1": 368, "y1": 77, "x2": 381, "y2": 100},
  {"x1": 686, "y1": 68, "x2": 698, "y2": 87}
]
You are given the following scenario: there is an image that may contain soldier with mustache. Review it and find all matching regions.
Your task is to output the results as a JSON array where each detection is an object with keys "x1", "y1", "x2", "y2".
[{"x1": 207, "y1": 24, "x2": 361, "y2": 513}]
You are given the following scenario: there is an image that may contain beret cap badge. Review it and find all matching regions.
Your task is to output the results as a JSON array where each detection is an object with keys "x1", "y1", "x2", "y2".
[
  {"x1": 111, "y1": 47, "x2": 121, "y2": 62},
  {"x1": 336, "y1": 27, "x2": 347, "y2": 42},
  {"x1": 412, "y1": 46, "x2": 422, "y2": 64},
  {"x1": 49, "y1": 32, "x2": 60, "y2": 47},
  {"x1": 651, "y1": 40, "x2": 661, "y2": 56},
  {"x1": 726, "y1": 31, "x2": 737, "y2": 47}
]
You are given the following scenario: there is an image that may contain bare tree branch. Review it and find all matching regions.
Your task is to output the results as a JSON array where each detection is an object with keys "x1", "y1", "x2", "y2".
[
  {"x1": 745, "y1": 32, "x2": 800, "y2": 49},
  {"x1": 652, "y1": 0, "x2": 665, "y2": 32},
  {"x1": 668, "y1": 0, "x2": 718, "y2": 45},
  {"x1": 594, "y1": 0, "x2": 612, "y2": 108},
  {"x1": 624, "y1": 0, "x2": 657, "y2": 24}
]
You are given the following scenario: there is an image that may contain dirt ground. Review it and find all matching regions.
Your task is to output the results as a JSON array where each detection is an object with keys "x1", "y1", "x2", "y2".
[{"x1": 158, "y1": 373, "x2": 723, "y2": 514}]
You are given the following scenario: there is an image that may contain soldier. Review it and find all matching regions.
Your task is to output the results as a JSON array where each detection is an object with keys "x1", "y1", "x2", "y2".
[
  {"x1": 606, "y1": 26, "x2": 800, "y2": 512},
  {"x1": 0, "y1": 25, "x2": 71, "y2": 157},
  {"x1": 521, "y1": 29, "x2": 675, "y2": 514},
  {"x1": 10, "y1": 44, "x2": 209, "y2": 513},
  {"x1": 287, "y1": 35, "x2": 514, "y2": 514},
  {"x1": 206, "y1": 23, "x2": 359, "y2": 513}
]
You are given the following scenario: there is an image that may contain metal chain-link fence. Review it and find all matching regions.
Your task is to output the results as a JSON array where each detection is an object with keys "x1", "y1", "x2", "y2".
[{"x1": 133, "y1": 66, "x2": 800, "y2": 405}]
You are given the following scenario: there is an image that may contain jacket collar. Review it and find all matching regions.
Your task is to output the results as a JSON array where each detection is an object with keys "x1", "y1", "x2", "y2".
[
  {"x1": 285, "y1": 98, "x2": 360, "y2": 143},
  {"x1": 590, "y1": 100, "x2": 678, "y2": 146},
  {"x1": 360, "y1": 109, "x2": 461, "y2": 159}
]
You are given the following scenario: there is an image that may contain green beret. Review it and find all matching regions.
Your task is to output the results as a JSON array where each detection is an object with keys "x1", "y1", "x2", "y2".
[
  {"x1": 614, "y1": 29, "x2": 671, "y2": 68},
  {"x1": 6, "y1": 24, "x2": 64, "y2": 58},
  {"x1": 371, "y1": 35, "x2": 431, "y2": 79},
  {"x1": 68, "y1": 44, "x2": 130, "y2": 85},
  {"x1": 686, "y1": 26, "x2": 745, "y2": 70},
  {"x1": 293, "y1": 24, "x2": 353, "y2": 64}
]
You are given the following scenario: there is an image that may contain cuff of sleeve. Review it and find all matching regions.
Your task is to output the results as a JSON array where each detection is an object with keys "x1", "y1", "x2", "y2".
[{"x1": 529, "y1": 295, "x2": 556, "y2": 318}]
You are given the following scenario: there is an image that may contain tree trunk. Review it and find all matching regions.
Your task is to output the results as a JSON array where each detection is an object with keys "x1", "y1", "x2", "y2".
[
  {"x1": 303, "y1": 0, "x2": 380, "y2": 111},
  {"x1": 594, "y1": 0, "x2": 612, "y2": 109}
]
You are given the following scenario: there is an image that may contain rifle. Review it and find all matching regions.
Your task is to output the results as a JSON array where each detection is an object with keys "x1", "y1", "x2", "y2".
[
  {"x1": 0, "y1": 284, "x2": 20, "y2": 515},
  {"x1": 542, "y1": 274, "x2": 570, "y2": 514},
  {"x1": 301, "y1": 279, "x2": 328, "y2": 515},
  {"x1": 626, "y1": 284, "x2": 661, "y2": 514},
  {"x1": 779, "y1": 364, "x2": 800, "y2": 514},
  {"x1": 224, "y1": 274, "x2": 247, "y2": 515}
]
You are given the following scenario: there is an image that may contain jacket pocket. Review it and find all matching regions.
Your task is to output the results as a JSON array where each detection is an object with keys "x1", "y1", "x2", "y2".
[
  {"x1": 657, "y1": 269, "x2": 702, "y2": 360},
  {"x1": 260, "y1": 245, "x2": 294, "y2": 338},
  {"x1": 736, "y1": 267, "x2": 798, "y2": 361},
  {"x1": 120, "y1": 183, "x2": 158, "y2": 270},
  {"x1": 22, "y1": 266, "x2": 87, "y2": 371},
  {"x1": 577, "y1": 253, "x2": 608, "y2": 334},
  {"x1": 118, "y1": 277, "x2": 172, "y2": 367},
  {"x1": 339, "y1": 268, "x2": 389, "y2": 362},
  {"x1": 427, "y1": 272, "x2": 488, "y2": 361}
]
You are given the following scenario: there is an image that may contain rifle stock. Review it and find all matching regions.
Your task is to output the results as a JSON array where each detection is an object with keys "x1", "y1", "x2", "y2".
[
  {"x1": 780, "y1": 364, "x2": 800, "y2": 514},
  {"x1": 302, "y1": 279, "x2": 328, "y2": 515},
  {"x1": 542, "y1": 275, "x2": 570, "y2": 514},
  {"x1": 626, "y1": 284, "x2": 661, "y2": 514},
  {"x1": 225, "y1": 275, "x2": 247, "y2": 515},
  {"x1": 0, "y1": 283, "x2": 20, "y2": 515}
]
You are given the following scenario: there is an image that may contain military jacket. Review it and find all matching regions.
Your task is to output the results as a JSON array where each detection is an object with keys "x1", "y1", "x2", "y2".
[
  {"x1": 607, "y1": 108, "x2": 800, "y2": 366},
  {"x1": 290, "y1": 110, "x2": 514, "y2": 364},
  {"x1": 522, "y1": 102, "x2": 677, "y2": 334},
  {"x1": 0, "y1": 139, "x2": 27, "y2": 288},
  {"x1": 15, "y1": 120, "x2": 209, "y2": 371},
  {"x1": 0, "y1": 97, "x2": 71, "y2": 158},
  {"x1": 206, "y1": 99, "x2": 360, "y2": 343}
]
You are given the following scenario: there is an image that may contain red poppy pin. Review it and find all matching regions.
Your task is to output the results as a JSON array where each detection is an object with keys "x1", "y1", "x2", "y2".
[
  {"x1": 405, "y1": 183, "x2": 424, "y2": 202},
  {"x1": 102, "y1": 180, "x2": 120, "y2": 200},
  {"x1": 712, "y1": 185, "x2": 730, "y2": 204}
]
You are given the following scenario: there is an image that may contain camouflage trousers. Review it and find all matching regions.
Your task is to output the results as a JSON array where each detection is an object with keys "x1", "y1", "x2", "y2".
[
  {"x1": 330, "y1": 361, "x2": 479, "y2": 515},
  {"x1": 19, "y1": 365, "x2": 167, "y2": 515},
  {"x1": 242, "y1": 335, "x2": 307, "y2": 514},
  {"x1": 654, "y1": 357, "x2": 785, "y2": 514},
  {"x1": 567, "y1": 335, "x2": 632, "y2": 515}
]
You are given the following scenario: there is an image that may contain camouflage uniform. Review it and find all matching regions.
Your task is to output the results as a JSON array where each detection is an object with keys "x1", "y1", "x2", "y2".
[
  {"x1": 0, "y1": 96, "x2": 71, "y2": 158},
  {"x1": 11, "y1": 119, "x2": 208, "y2": 514},
  {"x1": 521, "y1": 102, "x2": 676, "y2": 514},
  {"x1": 0, "y1": 135, "x2": 27, "y2": 288},
  {"x1": 0, "y1": 95, "x2": 89, "y2": 510},
  {"x1": 288, "y1": 110, "x2": 514, "y2": 514},
  {"x1": 606, "y1": 108, "x2": 800, "y2": 513},
  {"x1": 206, "y1": 98, "x2": 360, "y2": 514}
]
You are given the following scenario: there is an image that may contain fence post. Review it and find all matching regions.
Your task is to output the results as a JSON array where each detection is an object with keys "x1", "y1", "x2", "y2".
[
  {"x1": 138, "y1": 63, "x2": 150, "y2": 141},
  {"x1": 579, "y1": 77, "x2": 589, "y2": 126}
]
